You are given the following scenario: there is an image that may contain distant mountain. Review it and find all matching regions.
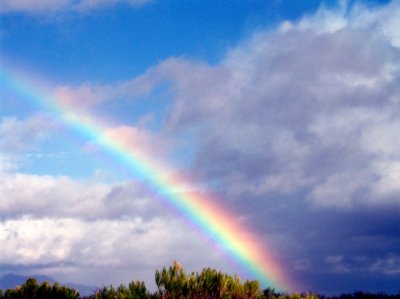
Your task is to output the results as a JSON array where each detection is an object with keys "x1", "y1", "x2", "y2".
[
  {"x1": 64, "y1": 282, "x2": 96, "y2": 297},
  {"x1": 0, "y1": 273, "x2": 95, "y2": 296},
  {"x1": 0, "y1": 273, "x2": 56, "y2": 290}
]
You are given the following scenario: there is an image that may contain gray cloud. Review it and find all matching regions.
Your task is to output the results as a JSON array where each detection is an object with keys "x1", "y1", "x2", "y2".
[
  {"x1": 111, "y1": 1, "x2": 400, "y2": 293},
  {"x1": 132, "y1": 1, "x2": 400, "y2": 211},
  {"x1": 0, "y1": 173, "x2": 168, "y2": 221},
  {"x1": 0, "y1": 216, "x2": 217, "y2": 269}
]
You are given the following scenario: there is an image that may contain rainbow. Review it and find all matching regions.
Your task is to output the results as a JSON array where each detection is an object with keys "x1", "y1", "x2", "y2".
[{"x1": 0, "y1": 66, "x2": 292, "y2": 291}]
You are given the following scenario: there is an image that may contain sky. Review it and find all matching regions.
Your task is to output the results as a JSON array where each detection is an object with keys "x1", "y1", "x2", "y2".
[{"x1": 1, "y1": 0, "x2": 400, "y2": 295}]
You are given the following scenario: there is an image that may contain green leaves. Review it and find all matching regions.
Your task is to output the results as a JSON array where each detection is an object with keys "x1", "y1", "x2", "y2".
[
  {"x1": 154, "y1": 261, "x2": 262, "y2": 299},
  {"x1": 93, "y1": 282, "x2": 149, "y2": 299},
  {"x1": 1, "y1": 278, "x2": 79, "y2": 299},
  {"x1": 1, "y1": 267, "x2": 393, "y2": 299}
]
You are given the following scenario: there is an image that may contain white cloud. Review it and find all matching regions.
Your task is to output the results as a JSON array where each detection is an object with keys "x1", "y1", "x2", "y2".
[
  {"x1": 0, "y1": 0, "x2": 70, "y2": 14},
  {"x1": 102, "y1": 125, "x2": 175, "y2": 163},
  {"x1": 0, "y1": 115, "x2": 52, "y2": 153},
  {"x1": 296, "y1": 1, "x2": 348, "y2": 34},
  {"x1": 370, "y1": 161, "x2": 400, "y2": 201},
  {"x1": 0, "y1": 171, "x2": 231, "y2": 286},
  {"x1": 52, "y1": 84, "x2": 111, "y2": 110},
  {"x1": 0, "y1": 216, "x2": 219, "y2": 269},
  {"x1": 350, "y1": 1, "x2": 400, "y2": 48},
  {"x1": 0, "y1": 172, "x2": 175, "y2": 221},
  {"x1": 0, "y1": 155, "x2": 18, "y2": 172},
  {"x1": 119, "y1": 1, "x2": 400, "y2": 210},
  {"x1": 308, "y1": 172, "x2": 373, "y2": 209},
  {"x1": 74, "y1": 0, "x2": 151, "y2": 12},
  {"x1": 0, "y1": 173, "x2": 109, "y2": 219},
  {"x1": 293, "y1": 0, "x2": 400, "y2": 49},
  {"x1": 0, "y1": 0, "x2": 152, "y2": 14},
  {"x1": 49, "y1": 71, "x2": 169, "y2": 110}
]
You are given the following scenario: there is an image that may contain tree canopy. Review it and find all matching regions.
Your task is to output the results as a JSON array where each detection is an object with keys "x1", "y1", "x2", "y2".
[{"x1": 1, "y1": 262, "x2": 399, "y2": 299}]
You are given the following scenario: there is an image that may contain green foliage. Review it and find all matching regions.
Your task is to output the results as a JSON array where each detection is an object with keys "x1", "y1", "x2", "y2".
[
  {"x1": 155, "y1": 261, "x2": 187, "y2": 298},
  {"x1": 21, "y1": 278, "x2": 39, "y2": 299},
  {"x1": 92, "y1": 280, "x2": 150, "y2": 299},
  {"x1": 154, "y1": 261, "x2": 262, "y2": 299},
  {"x1": 1, "y1": 264, "x2": 400, "y2": 299},
  {"x1": 263, "y1": 287, "x2": 279, "y2": 299},
  {"x1": 128, "y1": 280, "x2": 148, "y2": 299},
  {"x1": 0, "y1": 278, "x2": 79, "y2": 299}
]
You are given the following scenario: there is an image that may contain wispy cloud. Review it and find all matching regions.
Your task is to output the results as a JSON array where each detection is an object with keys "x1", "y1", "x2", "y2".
[
  {"x1": 0, "y1": 0, "x2": 152, "y2": 14},
  {"x1": 0, "y1": 114, "x2": 53, "y2": 153},
  {"x1": 370, "y1": 255, "x2": 400, "y2": 275}
]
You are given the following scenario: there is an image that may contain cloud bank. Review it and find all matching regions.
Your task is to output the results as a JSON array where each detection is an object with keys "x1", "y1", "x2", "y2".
[{"x1": 131, "y1": 1, "x2": 400, "y2": 210}]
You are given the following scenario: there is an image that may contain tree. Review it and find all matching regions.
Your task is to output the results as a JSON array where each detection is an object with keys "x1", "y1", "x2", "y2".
[
  {"x1": 154, "y1": 261, "x2": 263, "y2": 299},
  {"x1": 37, "y1": 281, "x2": 52, "y2": 299},
  {"x1": 128, "y1": 280, "x2": 148, "y2": 299},
  {"x1": 263, "y1": 287, "x2": 279, "y2": 299},
  {"x1": 155, "y1": 261, "x2": 187, "y2": 299},
  {"x1": 21, "y1": 278, "x2": 39, "y2": 299}
]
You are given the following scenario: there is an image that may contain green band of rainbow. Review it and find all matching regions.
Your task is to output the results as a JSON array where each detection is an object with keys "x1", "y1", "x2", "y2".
[{"x1": 0, "y1": 67, "x2": 292, "y2": 291}]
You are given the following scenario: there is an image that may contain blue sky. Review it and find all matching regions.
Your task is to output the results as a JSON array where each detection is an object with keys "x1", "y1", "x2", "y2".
[
  {"x1": 1, "y1": 0, "x2": 400, "y2": 295},
  {"x1": 1, "y1": 1, "x2": 340, "y2": 81}
]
